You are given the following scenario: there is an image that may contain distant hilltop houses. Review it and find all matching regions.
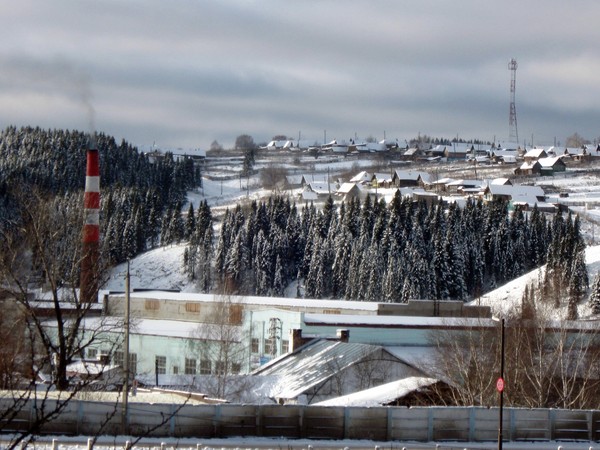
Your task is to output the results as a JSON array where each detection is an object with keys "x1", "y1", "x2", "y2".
[
  {"x1": 259, "y1": 137, "x2": 600, "y2": 164},
  {"x1": 289, "y1": 142, "x2": 600, "y2": 213}
]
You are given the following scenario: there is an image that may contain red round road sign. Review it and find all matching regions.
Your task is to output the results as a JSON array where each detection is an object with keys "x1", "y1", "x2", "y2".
[{"x1": 497, "y1": 377, "x2": 505, "y2": 392}]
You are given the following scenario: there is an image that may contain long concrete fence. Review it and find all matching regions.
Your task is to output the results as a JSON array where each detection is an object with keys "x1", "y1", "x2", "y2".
[{"x1": 3, "y1": 399, "x2": 600, "y2": 443}]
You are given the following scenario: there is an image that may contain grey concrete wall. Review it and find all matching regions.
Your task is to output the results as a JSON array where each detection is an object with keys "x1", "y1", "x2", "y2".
[{"x1": 2, "y1": 399, "x2": 600, "y2": 443}]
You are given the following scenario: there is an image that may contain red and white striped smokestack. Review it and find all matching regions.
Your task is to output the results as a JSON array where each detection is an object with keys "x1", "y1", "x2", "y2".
[{"x1": 80, "y1": 135, "x2": 100, "y2": 303}]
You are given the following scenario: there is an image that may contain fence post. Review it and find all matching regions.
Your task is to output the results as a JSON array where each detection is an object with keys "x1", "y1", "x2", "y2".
[
  {"x1": 428, "y1": 408, "x2": 434, "y2": 442},
  {"x1": 386, "y1": 407, "x2": 392, "y2": 441},
  {"x1": 213, "y1": 404, "x2": 221, "y2": 437},
  {"x1": 256, "y1": 404, "x2": 262, "y2": 437},
  {"x1": 468, "y1": 407, "x2": 475, "y2": 442},
  {"x1": 169, "y1": 404, "x2": 176, "y2": 436},
  {"x1": 344, "y1": 407, "x2": 351, "y2": 439},
  {"x1": 299, "y1": 404, "x2": 306, "y2": 439},
  {"x1": 77, "y1": 400, "x2": 84, "y2": 435}
]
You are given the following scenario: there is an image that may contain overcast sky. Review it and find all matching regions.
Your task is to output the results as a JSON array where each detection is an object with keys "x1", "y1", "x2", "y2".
[{"x1": 1, "y1": 1, "x2": 599, "y2": 150}]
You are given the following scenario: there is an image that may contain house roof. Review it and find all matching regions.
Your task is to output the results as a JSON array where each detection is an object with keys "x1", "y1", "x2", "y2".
[
  {"x1": 372, "y1": 172, "x2": 393, "y2": 183},
  {"x1": 350, "y1": 171, "x2": 371, "y2": 183},
  {"x1": 487, "y1": 184, "x2": 545, "y2": 202},
  {"x1": 490, "y1": 177, "x2": 511, "y2": 186},
  {"x1": 307, "y1": 182, "x2": 334, "y2": 194},
  {"x1": 252, "y1": 339, "x2": 383, "y2": 400},
  {"x1": 518, "y1": 161, "x2": 538, "y2": 170},
  {"x1": 302, "y1": 174, "x2": 329, "y2": 183},
  {"x1": 538, "y1": 156, "x2": 565, "y2": 168},
  {"x1": 337, "y1": 182, "x2": 362, "y2": 194},
  {"x1": 313, "y1": 376, "x2": 439, "y2": 407},
  {"x1": 524, "y1": 148, "x2": 547, "y2": 158},
  {"x1": 300, "y1": 190, "x2": 318, "y2": 201},
  {"x1": 393, "y1": 170, "x2": 431, "y2": 183},
  {"x1": 446, "y1": 179, "x2": 483, "y2": 188}
]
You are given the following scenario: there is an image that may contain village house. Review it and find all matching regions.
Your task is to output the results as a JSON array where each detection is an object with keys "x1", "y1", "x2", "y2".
[
  {"x1": 371, "y1": 172, "x2": 394, "y2": 188},
  {"x1": 523, "y1": 148, "x2": 548, "y2": 163},
  {"x1": 336, "y1": 182, "x2": 364, "y2": 201},
  {"x1": 514, "y1": 156, "x2": 568, "y2": 177},
  {"x1": 392, "y1": 170, "x2": 431, "y2": 188},
  {"x1": 349, "y1": 171, "x2": 372, "y2": 184},
  {"x1": 538, "y1": 156, "x2": 567, "y2": 175}
]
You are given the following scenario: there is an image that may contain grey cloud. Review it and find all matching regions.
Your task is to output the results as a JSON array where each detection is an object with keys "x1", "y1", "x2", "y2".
[{"x1": 1, "y1": 0, "x2": 600, "y2": 148}]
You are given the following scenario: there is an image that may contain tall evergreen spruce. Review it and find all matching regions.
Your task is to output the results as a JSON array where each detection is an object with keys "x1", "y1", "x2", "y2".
[{"x1": 589, "y1": 271, "x2": 600, "y2": 314}]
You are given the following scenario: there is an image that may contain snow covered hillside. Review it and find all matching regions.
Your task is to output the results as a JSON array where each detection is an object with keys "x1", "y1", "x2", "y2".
[{"x1": 104, "y1": 158, "x2": 600, "y2": 318}]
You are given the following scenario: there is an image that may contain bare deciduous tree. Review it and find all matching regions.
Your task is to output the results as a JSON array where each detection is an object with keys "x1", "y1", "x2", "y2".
[{"x1": 0, "y1": 186, "x2": 119, "y2": 449}]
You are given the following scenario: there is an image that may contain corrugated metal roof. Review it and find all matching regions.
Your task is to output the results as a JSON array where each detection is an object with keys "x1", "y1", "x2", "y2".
[{"x1": 254, "y1": 340, "x2": 380, "y2": 400}]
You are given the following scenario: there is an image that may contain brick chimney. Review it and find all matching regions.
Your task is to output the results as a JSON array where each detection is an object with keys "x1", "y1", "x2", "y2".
[
  {"x1": 337, "y1": 329, "x2": 350, "y2": 343},
  {"x1": 290, "y1": 328, "x2": 305, "y2": 352}
]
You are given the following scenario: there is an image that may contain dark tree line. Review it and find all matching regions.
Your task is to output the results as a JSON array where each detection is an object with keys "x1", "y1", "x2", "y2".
[
  {"x1": 194, "y1": 193, "x2": 585, "y2": 303},
  {"x1": 0, "y1": 126, "x2": 203, "y2": 269}
]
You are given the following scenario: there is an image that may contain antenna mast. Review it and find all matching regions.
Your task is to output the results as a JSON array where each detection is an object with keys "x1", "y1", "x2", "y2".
[{"x1": 508, "y1": 58, "x2": 519, "y2": 145}]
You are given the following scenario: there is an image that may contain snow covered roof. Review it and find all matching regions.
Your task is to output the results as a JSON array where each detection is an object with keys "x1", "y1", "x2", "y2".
[
  {"x1": 307, "y1": 182, "x2": 334, "y2": 195},
  {"x1": 303, "y1": 313, "x2": 495, "y2": 328},
  {"x1": 372, "y1": 172, "x2": 393, "y2": 182},
  {"x1": 253, "y1": 340, "x2": 383, "y2": 400},
  {"x1": 350, "y1": 171, "x2": 371, "y2": 183},
  {"x1": 300, "y1": 190, "x2": 318, "y2": 201},
  {"x1": 393, "y1": 170, "x2": 431, "y2": 183},
  {"x1": 44, "y1": 316, "x2": 241, "y2": 341},
  {"x1": 524, "y1": 148, "x2": 547, "y2": 158},
  {"x1": 446, "y1": 179, "x2": 483, "y2": 188},
  {"x1": 109, "y1": 291, "x2": 381, "y2": 312},
  {"x1": 337, "y1": 182, "x2": 362, "y2": 194},
  {"x1": 302, "y1": 174, "x2": 329, "y2": 183},
  {"x1": 313, "y1": 376, "x2": 439, "y2": 407},
  {"x1": 538, "y1": 156, "x2": 565, "y2": 167},
  {"x1": 487, "y1": 184, "x2": 545, "y2": 202}
]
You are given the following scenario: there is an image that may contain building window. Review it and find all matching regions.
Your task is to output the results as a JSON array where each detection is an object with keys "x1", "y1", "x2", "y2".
[
  {"x1": 266, "y1": 337, "x2": 277, "y2": 356},
  {"x1": 185, "y1": 358, "x2": 197, "y2": 375},
  {"x1": 155, "y1": 355, "x2": 166, "y2": 374},
  {"x1": 231, "y1": 363, "x2": 241, "y2": 374},
  {"x1": 114, "y1": 351, "x2": 124, "y2": 368},
  {"x1": 282, "y1": 339, "x2": 289, "y2": 354},
  {"x1": 215, "y1": 361, "x2": 226, "y2": 375},
  {"x1": 129, "y1": 353, "x2": 137, "y2": 375},
  {"x1": 185, "y1": 303, "x2": 201, "y2": 313},
  {"x1": 251, "y1": 338, "x2": 259, "y2": 353},
  {"x1": 200, "y1": 359, "x2": 211, "y2": 375},
  {"x1": 145, "y1": 299, "x2": 160, "y2": 310},
  {"x1": 173, "y1": 365, "x2": 179, "y2": 375},
  {"x1": 87, "y1": 348, "x2": 98, "y2": 360}
]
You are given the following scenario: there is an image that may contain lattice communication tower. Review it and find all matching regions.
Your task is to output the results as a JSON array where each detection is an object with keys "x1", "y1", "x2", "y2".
[{"x1": 508, "y1": 58, "x2": 519, "y2": 144}]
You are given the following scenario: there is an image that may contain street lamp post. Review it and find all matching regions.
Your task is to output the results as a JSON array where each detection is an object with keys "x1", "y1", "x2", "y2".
[{"x1": 496, "y1": 317, "x2": 505, "y2": 450}]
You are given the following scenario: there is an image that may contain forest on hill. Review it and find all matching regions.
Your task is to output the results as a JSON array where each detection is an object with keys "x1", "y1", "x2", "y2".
[
  {"x1": 0, "y1": 126, "x2": 201, "y2": 269},
  {"x1": 0, "y1": 126, "x2": 589, "y2": 310},
  {"x1": 186, "y1": 194, "x2": 587, "y2": 312}
]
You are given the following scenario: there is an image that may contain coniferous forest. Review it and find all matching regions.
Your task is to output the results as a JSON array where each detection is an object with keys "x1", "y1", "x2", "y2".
[
  {"x1": 0, "y1": 126, "x2": 201, "y2": 267},
  {"x1": 188, "y1": 193, "x2": 587, "y2": 303},
  {"x1": 0, "y1": 126, "x2": 587, "y2": 304}
]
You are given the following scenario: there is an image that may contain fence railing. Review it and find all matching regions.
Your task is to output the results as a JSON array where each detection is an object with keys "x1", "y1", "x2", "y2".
[{"x1": 2, "y1": 399, "x2": 600, "y2": 443}]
